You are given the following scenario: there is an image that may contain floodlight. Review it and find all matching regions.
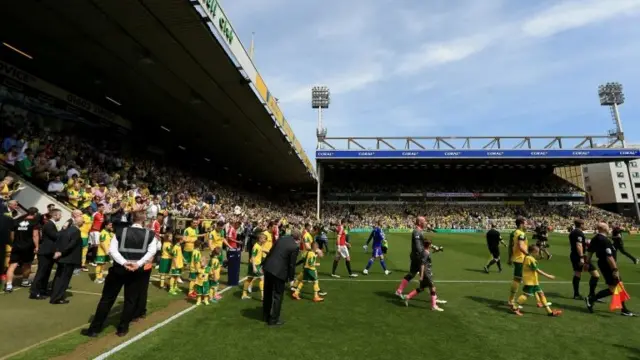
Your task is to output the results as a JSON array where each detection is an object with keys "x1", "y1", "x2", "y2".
[
  {"x1": 598, "y1": 82, "x2": 624, "y2": 106},
  {"x1": 311, "y1": 86, "x2": 330, "y2": 109}
]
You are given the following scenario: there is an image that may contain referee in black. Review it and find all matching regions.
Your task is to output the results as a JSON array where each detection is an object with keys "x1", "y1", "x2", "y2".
[
  {"x1": 585, "y1": 222, "x2": 635, "y2": 316},
  {"x1": 611, "y1": 224, "x2": 638, "y2": 264},
  {"x1": 483, "y1": 223, "x2": 506, "y2": 273},
  {"x1": 81, "y1": 211, "x2": 158, "y2": 337}
]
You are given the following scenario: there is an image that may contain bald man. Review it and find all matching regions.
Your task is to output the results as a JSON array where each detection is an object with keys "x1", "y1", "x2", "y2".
[
  {"x1": 585, "y1": 222, "x2": 634, "y2": 316},
  {"x1": 396, "y1": 216, "x2": 443, "y2": 297}
]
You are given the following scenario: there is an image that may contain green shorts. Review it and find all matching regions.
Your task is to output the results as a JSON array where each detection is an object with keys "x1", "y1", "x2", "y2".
[
  {"x1": 195, "y1": 282, "x2": 210, "y2": 296},
  {"x1": 170, "y1": 268, "x2": 183, "y2": 276},
  {"x1": 183, "y1": 251, "x2": 193, "y2": 264},
  {"x1": 248, "y1": 264, "x2": 262, "y2": 277},
  {"x1": 189, "y1": 272, "x2": 197, "y2": 280},
  {"x1": 82, "y1": 237, "x2": 89, "y2": 248},
  {"x1": 303, "y1": 268, "x2": 318, "y2": 281},
  {"x1": 209, "y1": 279, "x2": 219, "y2": 287},
  {"x1": 159, "y1": 258, "x2": 172, "y2": 274},
  {"x1": 95, "y1": 255, "x2": 110, "y2": 264},
  {"x1": 513, "y1": 262, "x2": 523, "y2": 278},
  {"x1": 522, "y1": 285, "x2": 542, "y2": 295}
]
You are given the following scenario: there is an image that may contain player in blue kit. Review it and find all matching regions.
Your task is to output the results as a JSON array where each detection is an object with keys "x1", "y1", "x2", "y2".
[{"x1": 362, "y1": 220, "x2": 391, "y2": 275}]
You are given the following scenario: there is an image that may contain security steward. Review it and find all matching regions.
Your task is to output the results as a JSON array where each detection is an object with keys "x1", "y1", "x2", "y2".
[{"x1": 81, "y1": 211, "x2": 158, "y2": 337}]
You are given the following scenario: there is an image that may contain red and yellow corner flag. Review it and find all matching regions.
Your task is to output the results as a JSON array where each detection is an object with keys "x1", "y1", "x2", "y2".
[{"x1": 610, "y1": 282, "x2": 631, "y2": 311}]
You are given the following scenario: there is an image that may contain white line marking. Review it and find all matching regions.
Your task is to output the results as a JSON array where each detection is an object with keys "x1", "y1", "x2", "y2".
[
  {"x1": 319, "y1": 278, "x2": 640, "y2": 285},
  {"x1": 92, "y1": 277, "x2": 248, "y2": 360},
  {"x1": 2, "y1": 286, "x2": 123, "y2": 298}
]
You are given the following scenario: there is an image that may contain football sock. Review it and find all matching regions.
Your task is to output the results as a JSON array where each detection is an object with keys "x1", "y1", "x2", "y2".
[
  {"x1": 621, "y1": 301, "x2": 630, "y2": 312},
  {"x1": 486, "y1": 259, "x2": 496, "y2": 268},
  {"x1": 332, "y1": 260, "x2": 338, "y2": 275},
  {"x1": 538, "y1": 293, "x2": 552, "y2": 314},
  {"x1": 242, "y1": 278, "x2": 252, "y2": 295},
  {"x1": 431, "y1": 295, "x2": 437, "y2": 308},
  {"x1": 169, "y1": 277, "x2": 176, "y2": 291},
  {"x1": 593, "y1": 288, "x2": 612, "y2": 301},
  {"x1": 196, "y1": 297, "x2": 201, "y2": 305},
  {"x1": 380, "y1": 259, "x2": 387, "y2": 271},
  {"x1": 95, "y1": 265, "x2": 103, "y2": 280},
  {"x1": 259, "y1": 278, "x2": 264, "y2": 299},
  {"x1": 589, "y1": 276, "x2": 599, "y2": 297},
  {"x1": 508, "y1": 280, "x2": 520, "y2": 303},
  {"x1": 189, "y1": 281, "x2": 195, "y2": 293},
  {"x1": 406, "y1": 289, "x2": 418, "y2": 300},
  {"x1": 365, "y1": 259, "x2": 374, "y2": 270},
  {"x1": 313, "y1": 281, "x2": 320, "y2": 297},
  {"x1": 81, "y1": 247, "x2": 88, "y2": 267},
  {"x1": 572, "y1": 276, "x2": 581, "y2": 296},
  {"x1": 517, "y1": 294, "x2": 528, "y2": 305},
  {"x1": 295, "y1": 281, "x2": 304, "y2": 294},
  {"x1": 397, "y1": 279, "x2": 409, "y2": 293},
  {"x1": 496, "y1": 260, "x2": 502, "y2": 271},
  {"x1": 345, "y1": 261, "x2": 353, "y2": 275},
  {"x1": 160, "y1": 274, "x2": 166, "y2": 288}
]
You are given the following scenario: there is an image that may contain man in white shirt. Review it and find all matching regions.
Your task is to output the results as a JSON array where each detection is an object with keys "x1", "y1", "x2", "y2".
[
  {"x1": 81, "y1": 211, "x2": 157, "y2": 338},
  {"x1": 47, "y1": 175, "x2": 65, "y2": 195}
]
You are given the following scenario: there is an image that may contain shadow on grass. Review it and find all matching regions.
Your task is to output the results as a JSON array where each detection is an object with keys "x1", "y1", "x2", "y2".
[
  {"x1": 240, "y1": 306, "x2": 264, "y2": 322},
  {"x1": 86, "y1": 303, "x2": 125, "y2": 328},
  {"x1": 465, "y1": 296, "x2": 511, "y2": 313},
  {"x1": 463, "y1": 268, "x2": 490, "y2": 274},
  {"x1": 373, "y1": 291, "x2": 423, "y2": 307},
  {"x1": 612, "y1": 344, "x2": 640, "y2": 360}
]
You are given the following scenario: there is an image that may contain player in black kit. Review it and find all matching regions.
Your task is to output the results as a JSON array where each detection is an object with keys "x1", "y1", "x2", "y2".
[
  {"x1": 4, "y1": 207, "x2": 40, "y2": 293},
  {"x1": 585, "y1": 222, "x2": 634, "y2": 316},
  {"x1": 533, "y1": 222, "x2": 552, "y2": 260},
  {"x1": 395, "y1": 216, "x2": 442, "y2": 297},
  {"x1": 611, "y1": 224, "x2": 638, "y2": 264},
  {"x1": 569, "y1": 219, "x2": 599, "y2": 300},
  {"x1": 484, "y1": 223, "x2": 506, "y2": 273}
]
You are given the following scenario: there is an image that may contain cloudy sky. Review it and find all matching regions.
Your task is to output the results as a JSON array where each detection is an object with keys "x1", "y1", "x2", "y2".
[{"x1": 222, "y1": 0, "x2": 640, "y2": 159}]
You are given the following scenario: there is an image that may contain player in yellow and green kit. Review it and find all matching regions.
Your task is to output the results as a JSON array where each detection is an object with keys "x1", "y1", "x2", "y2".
[
  {"x1": 80, "y1": 211, "x2": 93, "y2": 272},
  {"x1": 292, "y1": 242, "x2": 324, "y2": 302},
  {"x1": 507, "y1": 216, "x2": 529, "y2": 309},
  {"x1": 182, "y1": 220, "x2": 200, "y2": 266},
  {"x1": 188, "y1": 242, "x2": 203, "y2": 299},
  {"x1": 94, "y1": 221, "x2": 113, "y2": 284},
  {"x1": 195, "y1": 260, "x2": 211, "y2": 306},
  {"x1": 291, "y1": 223, "x2": 316, "y2": 291},
  {"x1": 242, "y1": 233, "x2": 265, "y2": 300},
  {"x1": 209, "y1": 247, "x2": 222, "y2": 302},
  {"x1": 158, "y1": 233, "x2": 174, "y2": 289},
  {"x1": 169, "y1": 236, "x2": 185, "y2": 295},
  {"x1": 207, "y1": 220, "x2": 227, "y2": 264},
  {"x1": 511, "y1": 245, "x2": 562, "y2": 317}
]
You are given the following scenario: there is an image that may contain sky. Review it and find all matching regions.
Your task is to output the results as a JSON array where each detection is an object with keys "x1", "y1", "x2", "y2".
[{"x1": 222, "y1": 0, "x2": 640, "y2": 159}]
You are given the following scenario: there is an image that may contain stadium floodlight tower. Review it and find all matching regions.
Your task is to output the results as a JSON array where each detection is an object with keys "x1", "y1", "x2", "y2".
[
  {"x1": 599, "y1": 82, "x2": 626, "y2": 147},
  {"x1": 598, "y1": 82, "x2": 640, "y2": 221},
  {"x1": 312, "y1": 86, "x2": 330, "y2": 220}
]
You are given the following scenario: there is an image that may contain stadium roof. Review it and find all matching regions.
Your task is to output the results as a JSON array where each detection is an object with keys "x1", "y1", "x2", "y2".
[{"x1": 0, "y1": 0, "x2": 314, "y2": 186}]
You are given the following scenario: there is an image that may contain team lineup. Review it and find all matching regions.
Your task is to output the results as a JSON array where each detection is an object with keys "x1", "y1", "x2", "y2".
[{"x1": 143, "y1": 215, "x2": 637, "y2": 317}]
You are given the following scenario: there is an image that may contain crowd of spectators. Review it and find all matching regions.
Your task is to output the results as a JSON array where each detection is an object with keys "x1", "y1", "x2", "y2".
[{"x1": 0, "y1": 105, "x2": 633, "y2": 235}]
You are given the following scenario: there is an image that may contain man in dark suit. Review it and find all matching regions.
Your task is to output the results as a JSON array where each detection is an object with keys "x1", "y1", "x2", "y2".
[
  {"x1": 49, "y1": 214, "x2": 84, "y2": 304},
  {"x1": 30, "y1": 209, "x2": 62, "y2": 299},
  {"x1": 262, "y1": 229, "x2": 301, "y2": 327}
]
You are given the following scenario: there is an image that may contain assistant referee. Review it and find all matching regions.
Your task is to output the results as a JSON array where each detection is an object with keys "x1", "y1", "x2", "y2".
[{"x1": 81, "y1": 211, "x2": 158, "y2": 337}]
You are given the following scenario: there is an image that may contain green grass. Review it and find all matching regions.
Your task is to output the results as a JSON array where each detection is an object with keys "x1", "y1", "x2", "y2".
[
  {"x1": 3, "y1": 233, "x2": 640, "y2": 360},
  {"x1": 100, "y1": 233, "x2": 640, "y2": 360}
]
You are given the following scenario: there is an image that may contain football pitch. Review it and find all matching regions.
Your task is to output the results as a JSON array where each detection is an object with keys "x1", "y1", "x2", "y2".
[{"x1": 4, "y1": 232, "x2": 640, "y2": 360}]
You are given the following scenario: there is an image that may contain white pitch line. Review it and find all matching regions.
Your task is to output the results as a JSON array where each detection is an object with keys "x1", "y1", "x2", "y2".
[
  {"x1": 93, "y1": 277, "x2": 248, "y2": 360},
  {"x1": 319, "y1": 278, "x2": 640, "y2": 285}
]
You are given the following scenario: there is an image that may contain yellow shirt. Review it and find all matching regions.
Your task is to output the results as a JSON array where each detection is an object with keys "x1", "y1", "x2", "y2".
[
  {"x1": 189, "y1": 249, "x2": 202, "y2": 273},
  {"x1": 302, "y1": 231, "x2": 314, "y2": 252},
  {"x1": 97, "y1": 229, "x2": 113, "y2": 256},
  {"x1": 262, "y1": 230, "x2": 273, "y2": 255},
  {"x1": 80, "y1": 214, "x2": 92, "y2": 238},
  {"x1": 161, "y1": 241, "x2": 173, "y2": 259},
  {"x1": 195, "y1": 266, "x2": 210, "y2": 286},
  {"x1": 209, "y1": 258, "x2": 221, "y2": 281},
  {"x1": 304, "y1": 250, "x2": 317, "y2": 271},
  {"x1": 67, "y1": 189, "x2": 80, "y2": 207},
  {"x1": 522, "y1": 255, "x2": 539, "y2": 286},
  {"x1": 183, "y1": 227, "x2": 198, "y2": 252},
  {"x1": 208, "y1": 230, "x2": 224, "y2": 250},
  {"x1": 171, "y1": 244, "x2": 184, "y2": 269},
  {"x1": 81, "y1": 190, "x2": 93, "y2": 209},
  {"x1": 250, "y1": 243, "x2": 263, "y2": 266},
  {"x1": 510, "y1": 229, "x2": 528, "y2": 263}
]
